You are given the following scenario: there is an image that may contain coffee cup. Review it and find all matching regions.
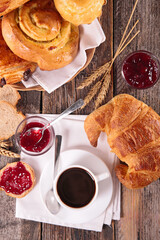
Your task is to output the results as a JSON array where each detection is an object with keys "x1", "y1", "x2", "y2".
[{"x1": 54, "y1": 165, "x2": 110, "y2": 210}]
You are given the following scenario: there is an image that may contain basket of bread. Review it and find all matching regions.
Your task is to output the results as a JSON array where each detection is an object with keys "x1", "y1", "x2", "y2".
[{"x1": 0, "y1": 0, "x2": 106, "y2": 91}]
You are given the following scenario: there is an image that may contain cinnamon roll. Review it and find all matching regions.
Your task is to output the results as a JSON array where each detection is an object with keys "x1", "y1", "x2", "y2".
[
  {"x1": 2, "y1": 0, "x2": 79, "y2": 71},
  {"x1": 54, "y1": 0, "x2": 105, "y2": 26}
]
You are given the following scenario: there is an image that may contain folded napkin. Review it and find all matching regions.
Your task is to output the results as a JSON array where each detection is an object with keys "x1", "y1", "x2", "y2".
[
  {"x1": 22, "y1": 19, "x2": 106, "y2": 93},
  {"x1": 16, "y1": 115, "x2": 120, "y2": 232}
]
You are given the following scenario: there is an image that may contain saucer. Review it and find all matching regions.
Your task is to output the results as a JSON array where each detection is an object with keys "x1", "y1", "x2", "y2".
[{"x1": 40, "y1": 149, "x2": 113, "y2": 224}]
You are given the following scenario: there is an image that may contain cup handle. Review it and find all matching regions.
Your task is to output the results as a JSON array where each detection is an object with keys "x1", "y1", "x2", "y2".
[{"x1": 95, "y1": 172, "x2": 110, "y2": 182}]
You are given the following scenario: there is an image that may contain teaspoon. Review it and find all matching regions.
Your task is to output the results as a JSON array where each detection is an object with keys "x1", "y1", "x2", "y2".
[
  {"x1": 22, "y1": 99, "x2": 84, "y2": 145},
  {"x1": 45, "y1": 135, "x2": 62, "y2": 214}
]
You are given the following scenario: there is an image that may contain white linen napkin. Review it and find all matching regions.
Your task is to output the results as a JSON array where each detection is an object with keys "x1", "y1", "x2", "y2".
[
  {"x1": 16, "y1": 115, "x2": 120, "y2": 232},
  {"x1": 22, "y1": 19, "x2": 106, "y2": 93}
]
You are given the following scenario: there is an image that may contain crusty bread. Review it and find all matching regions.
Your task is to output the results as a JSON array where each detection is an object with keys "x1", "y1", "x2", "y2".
[
  {"x1": 0, "y1": 100, "x2": 25, "y2": 140},
  {"x1": 84, "y1": 94, "x2": 160, "y2": 189},
  {"x1": 0, "y1": 85, "x2": 21, "y2": 106},
  {"x1": 0, "y1": 0, "x2": 30, "y2": 17},
  {"x1": 0, "y1": 161, "x2": 35, "y2": 198}
]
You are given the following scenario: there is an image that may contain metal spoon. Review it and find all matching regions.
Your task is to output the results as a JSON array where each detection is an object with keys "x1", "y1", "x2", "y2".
[
  {"x1": 45, "y1": 135, "x2": 62, "y2": 214},
  {"x1": 22, "y1": 99, "x2": 84, "y2": 145}
]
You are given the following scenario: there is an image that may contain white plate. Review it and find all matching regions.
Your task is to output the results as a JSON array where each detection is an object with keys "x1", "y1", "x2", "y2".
[{"x1": 40, "y1": 149, "x2": 113, "y2": 224}]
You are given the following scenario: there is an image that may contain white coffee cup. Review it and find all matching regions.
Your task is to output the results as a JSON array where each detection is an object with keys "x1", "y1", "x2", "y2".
[{"x1": 54, "y1": 165, "x2": 110, "y2": 211}]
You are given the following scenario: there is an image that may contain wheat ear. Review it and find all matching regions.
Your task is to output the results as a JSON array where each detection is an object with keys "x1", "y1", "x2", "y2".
[
  {"x1": 0, "y1": 140, "x2": 12, "y2": 149},
  {"x1": 78, "y1": 61, "x2": 112, "y2": 89},
  {"x1": 95, "y1": 72, "x2": 112, "y2": 109},
  {"x1": 81, "y1": 81, "x2": 102, "y2": 109},
  {"x1": 0, "y1": 148, "x2": 20, "y2": 158}
]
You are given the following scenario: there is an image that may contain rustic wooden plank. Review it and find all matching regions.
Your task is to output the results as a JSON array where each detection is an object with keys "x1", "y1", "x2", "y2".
[
  {"x1": 17, "y1": 91, "x2": 42, "y2": 114},
  {"x1": 42, "y1": 0, "x2": 113, "y2": 239},
  {"x1": 0, "y1": 91, "x2": 41, "y2": 240},
  {"x1": 113, "y1": 0, "x2": 160, "y2": 239}
]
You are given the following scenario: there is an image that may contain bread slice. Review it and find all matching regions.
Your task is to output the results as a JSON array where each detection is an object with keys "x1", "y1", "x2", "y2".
[
  {"x1": 0, "y1": 161, "x2": 35, "y2": 198},
  {"x1": 0, "y1": 85, "x2": 21, "y2": 106},
  {"x1": 0, "y1": 100, "x2": 25, "y2": 140}
]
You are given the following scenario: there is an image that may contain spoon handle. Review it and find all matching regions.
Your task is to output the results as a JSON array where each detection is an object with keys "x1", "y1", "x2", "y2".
[
  {"x1": 43, "y1": 99, "x2": 84, "y2": 131},
  {"x1": 55, "y1": 135, "x2": 62, "y2": 164},
  {"x1": 54, "y1": 135, "x2": 62, "y2": 177}
]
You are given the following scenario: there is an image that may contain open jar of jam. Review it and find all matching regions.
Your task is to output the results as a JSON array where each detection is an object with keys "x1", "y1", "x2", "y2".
[
  {"x1": 122, "y1": 50, "x2": 160, "y2": 89},
  {"x1": 15, "y1": 116, "x2": 55, "y2": 156}
]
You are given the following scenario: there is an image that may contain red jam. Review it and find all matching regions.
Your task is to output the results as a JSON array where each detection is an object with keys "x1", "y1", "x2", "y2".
[
  {"x1": 20, "y1": 122, "x2": 50, "y2": 152},
  {"x1": 0, "y1": 162, "x2": 32, "y2": 195},
  {"x1": 122, "y1": 51, "x2": 159, "y2": 89}
]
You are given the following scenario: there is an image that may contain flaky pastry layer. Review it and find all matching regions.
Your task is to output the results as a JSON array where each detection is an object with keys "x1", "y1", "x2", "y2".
[{"x1": 84, "y1": 94, "x2": 160, "y2": 189}]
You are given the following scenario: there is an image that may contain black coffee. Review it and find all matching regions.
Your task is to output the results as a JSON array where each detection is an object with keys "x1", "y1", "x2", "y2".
[{"x1": 57, "y1": 167, "x2": 96, "y2": 208}]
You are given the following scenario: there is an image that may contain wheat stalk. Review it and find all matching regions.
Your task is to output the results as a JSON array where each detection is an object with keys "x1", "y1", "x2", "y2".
[
  {"x1": 94, "y1": 30, "x2": 140, "y2": 110},
  {"x1": 115, "y1": 0, "x2": 139, "y2": 55},
  {"x1": 0, "y1": 140, "x2": 12, "y2": 149},
  {"x1": 118, "y1": 30, "x2": 140, "y2": 55},
  {"x1": 81, "y1": 81, "x2": 102, "y2": 109},
  {"x1": 77, "y1": 61, "x2": 112, "y2": 89},
  {"x1": 0, "y1": 142, "x2": 9, "y2": 149},
  {"x1": 0, "y1": 148, "x2": 20, "y2": 158},
  {"x1": 78, "y1": 22, "x2": 139, "y2": 91},
  {"x1": 78, "y1": 0, "x2": 140, "y2": 109},
  {"x1": 95, "y1": 72, "x2": 111, "y2": 109}
]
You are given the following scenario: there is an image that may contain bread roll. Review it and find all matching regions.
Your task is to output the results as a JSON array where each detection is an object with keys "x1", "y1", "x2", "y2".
[
  {"x1": 0, "y1": 19, "x2": 37, "y2": 84},
  {"x1": 0, "y1": 161, "x2": 35, "y2": 198},
  {"x1": 2, "y1": 0, "x2": 79, "y2": 71},
  {"x1": 0, "y1": 0, "x2": 30, "y2": 17},
  {"x1": 84, "y1": 94, "x2": 160, "y2": 189},
  {"x1": 54, "y1": 0, "x2": 105, "y2": 26},
  {"x1": 0, "y1": 100, "x2": 25, "y2": 140}
]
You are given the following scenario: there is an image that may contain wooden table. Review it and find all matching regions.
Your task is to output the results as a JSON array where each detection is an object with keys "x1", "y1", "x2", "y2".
[{"x1": 0, "y1": 0, "x2": 160, "y2": 239}]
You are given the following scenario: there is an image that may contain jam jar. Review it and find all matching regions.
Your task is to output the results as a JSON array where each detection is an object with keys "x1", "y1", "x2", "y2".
[{"x1": 122, "y1": 50, "x2": 160, "y2": 89}]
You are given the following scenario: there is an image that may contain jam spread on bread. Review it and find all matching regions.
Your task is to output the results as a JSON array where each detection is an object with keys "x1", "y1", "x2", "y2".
[
  {"x1": 122, "y1": 51, "x2": 159, "y2": 89},
  {"x1": 0, "y1": 162, "x2": 32, "y2": 195},
  {"x1": 20, "y1": 122, "x2": 50, "y2": 152}
]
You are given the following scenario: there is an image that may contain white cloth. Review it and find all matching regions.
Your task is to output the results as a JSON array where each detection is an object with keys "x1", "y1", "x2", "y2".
[
  {"x1": 22, "y1": 19, "x2": 106, "y2": 93},
  {"x1": 16, "y1": 115, "x2": 120, "y2": 232}
]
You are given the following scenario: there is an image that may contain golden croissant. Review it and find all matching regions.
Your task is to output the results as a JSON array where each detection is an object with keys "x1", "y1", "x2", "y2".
[
  {"x1": 84, "y1": 94, "x2": 160, "y2": 189},
  {"x1": 54, "y1": 0, "x2": 105, "y2": 26},
  {"x1": 0, "y1": 0, "x2": 30, "y2": 17},
  {"x1": 2, "y1": 0, "x2": 79, "y2": 71}
]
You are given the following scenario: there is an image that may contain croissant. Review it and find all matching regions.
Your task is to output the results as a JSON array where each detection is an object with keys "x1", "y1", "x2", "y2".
[
  {"x1": 0, "y1": 0, "x2": 30, "y2": 17},
  {"x1": 0, "y1": 20, "x2": 37, "y2": 84},
  {"x1": 54, "y1": 0, "x2": 105, "y2": 26},
  {"x1": 2, "y1": 0, "x2": 79, "y2": 71},
  {"x1": 84, "y1": 94, "x2": 160, "y2": 189}
]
